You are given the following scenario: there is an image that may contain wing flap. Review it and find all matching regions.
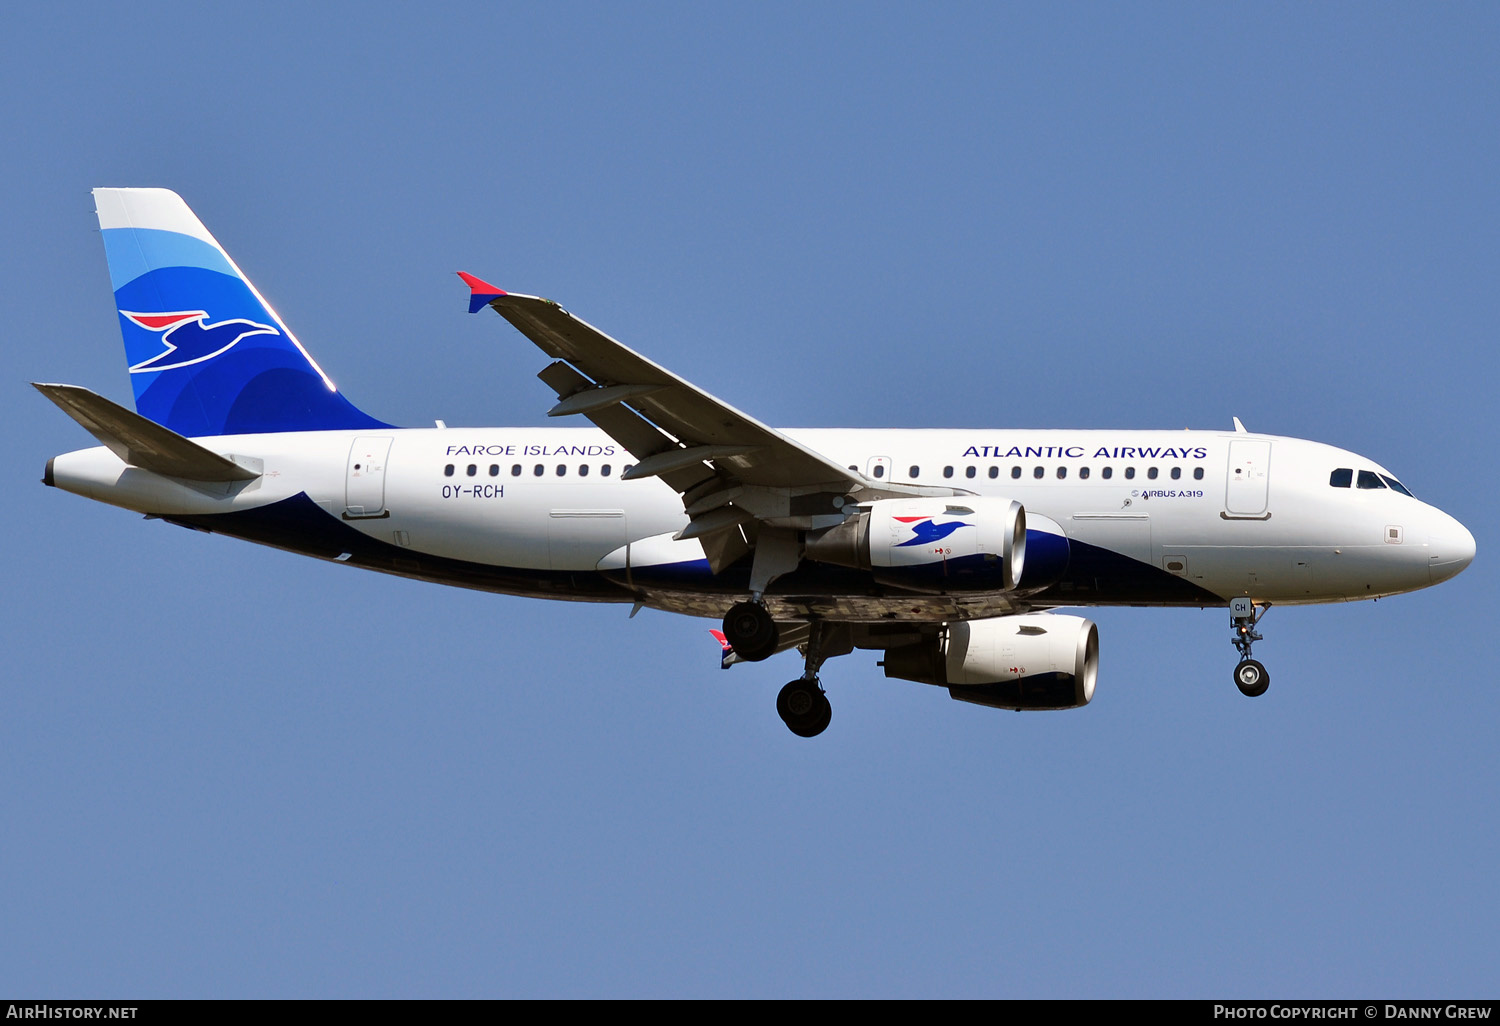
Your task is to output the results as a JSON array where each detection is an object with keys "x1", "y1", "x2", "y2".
[
  {"x1": 534, "y1": 360, "x2": 718, "y2": 495},
  {"x1": 461, "y1": 274, "x2": 972, "y2": 580}
]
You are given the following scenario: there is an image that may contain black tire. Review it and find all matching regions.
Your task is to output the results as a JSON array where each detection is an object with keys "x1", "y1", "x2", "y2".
[
  {"x1": 723, "y1": 601, "x2": 778, "y2": 662},
  {"x1": 804, "y1": 692, "x2": 833, "y2": 737},
  {"x1": 777, "y1": 679, "x2": 816, "y2": 720},
  {"x1": 1234, "y1": 659, "x2": 1270, "y2": 698},
  {"x1": 777, "y1": 680, "x2": 831, "y2": 737}
]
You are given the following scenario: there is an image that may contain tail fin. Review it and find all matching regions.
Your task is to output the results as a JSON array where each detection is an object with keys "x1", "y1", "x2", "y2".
[{"x1": 94, "y1": 188, "x2": 389, "y2": 436}]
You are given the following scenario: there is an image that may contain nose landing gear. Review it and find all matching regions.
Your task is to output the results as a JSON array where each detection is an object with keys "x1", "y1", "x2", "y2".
[{"x1": 1230, "y1": 597, "x2": 1271, "y2": 697}]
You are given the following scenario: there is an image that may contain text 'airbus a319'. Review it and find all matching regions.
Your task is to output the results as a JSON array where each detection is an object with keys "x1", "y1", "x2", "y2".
[{"x1": 37, "y1": 189, "x2": 1476, "y2": 736}]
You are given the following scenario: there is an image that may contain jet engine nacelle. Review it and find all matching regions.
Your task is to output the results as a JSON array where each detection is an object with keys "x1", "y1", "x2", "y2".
[
  {"x1": 805, "y1": 496, "x2": 1026, "y2": 592},
  {"x1": 882, "y1": 613, "x2": 1099, "y2": 711}
]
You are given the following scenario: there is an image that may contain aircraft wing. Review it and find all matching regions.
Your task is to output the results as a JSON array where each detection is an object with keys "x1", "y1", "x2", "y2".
[{"x1": 461, "y1": 273, "x2": 963, "y2": 571}]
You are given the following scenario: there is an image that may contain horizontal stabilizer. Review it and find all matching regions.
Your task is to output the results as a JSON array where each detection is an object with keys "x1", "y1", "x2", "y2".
[
  {"x1": 709, "y1": 625, "x2": 810, "y2": 668},
  {"x1": 709, "y1": 629, "x2": 735, "y2": 670},
  {"x1": 33, "y1": 383, "x2": 260, "y2": 482}
]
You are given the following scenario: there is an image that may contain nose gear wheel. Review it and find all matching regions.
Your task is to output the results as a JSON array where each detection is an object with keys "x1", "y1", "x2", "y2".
[
  {"x1": 1229, "y1": 598, "x2": 1271, "y2": 697},
  {"x1": 1234, "y1": 658, "x2": 1269, "y2": 697}
]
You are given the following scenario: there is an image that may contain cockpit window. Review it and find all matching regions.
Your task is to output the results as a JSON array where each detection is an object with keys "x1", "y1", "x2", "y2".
[
  {"x1": 1329, "y1": 468, "x2": 1352, "y2": 488},
  {"x1": 1379, "y1": 474, "x2": 1415, "y2": 497},
  {"x1": 1357, "y1": 470, "x2": 1386, "y2": 490}
]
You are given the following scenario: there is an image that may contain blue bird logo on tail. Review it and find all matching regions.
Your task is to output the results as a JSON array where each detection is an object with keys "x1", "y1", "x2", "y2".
[{"x1": 122, "y1": 310, "x2": 279, "y2": 373}]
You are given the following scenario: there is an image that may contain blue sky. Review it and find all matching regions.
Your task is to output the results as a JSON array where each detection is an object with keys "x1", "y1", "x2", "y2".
[{"x1": 2, "y1": 2, "x2": 1496, "y2": 997}]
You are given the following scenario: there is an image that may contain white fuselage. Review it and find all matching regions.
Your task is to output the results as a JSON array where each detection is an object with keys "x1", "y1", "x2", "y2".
[
  {"x1": 48, "y1": 424, "x2": 1475, "y2": 620},
  {"x1": 49, "y1": 426, "x2": 1476, "y2": 618}
]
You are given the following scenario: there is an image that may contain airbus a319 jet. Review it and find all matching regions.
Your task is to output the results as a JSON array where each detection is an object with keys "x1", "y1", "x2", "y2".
[{"x1": 37, "y1": 189, "x2": 1476, "y2": 736}]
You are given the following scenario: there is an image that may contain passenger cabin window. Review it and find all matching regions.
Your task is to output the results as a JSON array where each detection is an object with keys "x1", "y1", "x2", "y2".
[
  {"x1": 1011, "y1": 466, "x2": 1022, "y2": 479},
  {"x1": 943, "y1": 466, "x2": 954, "y2": 479},
  {"x1": 1102, "y1": 467, "x2": 1113, "y2": 479},
  {"x1": 1124, "y1": 467, "x2": 1135, "y2": 480},
  {"x1": 989, "y1": 466, "x2": 999, "y2": 479},
  {"x1": 602, "y1": 465, "x2": 612, "y2": 477},
  {"x1": 1330, "y1": 468, "x2": 1353, "y2": 488},
  {"x1": 579, "y1": 465, "x2": 589, "y2": 477},
  {"x1": 1170, "y1": 467, "x2": 1181, "y2": 480},
  {"x1": 511, "y1": 464, "x2": 522, "y2": 476},
  {"x1": 1193, "y1": 467, "x2": 1204, "y2": 480},
  {"x1": 909, "y1": 465, "x2": 920, "y2": 478},
  {"x1": 1056, "y1": 467, "x2": 1067, "y2": 479},
  {"x1": 1033, "y1": 466, "x2": 1044, "y2": 479},
  {"x1": 1147, "y1": 467, "x2": 1158, "y2": 480},
  {"x1": 444, "y1": 464, "x2": 455, "y2": 477},
  {"x1": 872, "y1": 464, "x2": 885, "y2": 478},
  {"x1": 489, "y1": 464, "x2": 500, "y2": 476},
  {"x1": 467, "y1": 464, "x2": 477, "y2": 477},
  {"x1": 1079, "y1": 467, "x2": 1090, "y2": 480},
  {"x1": 1357, "y1": 470, "x2": 1386, "y2": 490},
  {"x1": 533, "y1": 464, "x2": 544, "y2": 477},
  {"x1": 965, "y1": 466, "x2": 976, "y2": 479}
]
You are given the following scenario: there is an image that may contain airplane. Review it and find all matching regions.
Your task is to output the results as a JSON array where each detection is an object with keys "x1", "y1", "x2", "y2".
[{"x1": 37, "y1": 188, "x2": 1476, "y2": 737}]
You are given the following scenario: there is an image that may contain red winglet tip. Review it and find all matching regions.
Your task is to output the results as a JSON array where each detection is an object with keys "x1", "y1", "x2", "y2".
[{"x1": 457, "y1": 271, "x2": 506, "y2": 296}]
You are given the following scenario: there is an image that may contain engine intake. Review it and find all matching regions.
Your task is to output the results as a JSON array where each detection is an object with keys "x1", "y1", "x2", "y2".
[{"x1": 882, "y1": 613, "x2": 1099, "y2": 711}]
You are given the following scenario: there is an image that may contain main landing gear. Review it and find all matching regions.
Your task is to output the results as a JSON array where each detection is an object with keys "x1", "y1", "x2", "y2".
[
  {"x1": 1229, "y1": 597, "x2": 1271, "y2": 697},
  {"x1": 720, "y1": 599, "x2": 828, "y2": 734},
  {"x1": 722, "y1": 600, "x2": 778, "y2": 663},
  {"x1": 776, "y1": 621, "x2": 849, "y2": 738},
  {"x1": 722, "y1": 600, "x2": 846, "y2": 738},
  {"x1": 777, "y1": 678, "x2": 832, "y2": 738}
]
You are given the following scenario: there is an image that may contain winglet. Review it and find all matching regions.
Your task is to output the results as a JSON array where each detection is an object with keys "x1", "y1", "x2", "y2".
[{"x1": 458, "y1": 271, "x2": 506, "y2": 314}]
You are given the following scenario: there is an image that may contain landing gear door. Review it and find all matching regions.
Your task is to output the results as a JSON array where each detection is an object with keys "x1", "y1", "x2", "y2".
[
  {"x1": 1225, "y1": 439, "x2": 1271, "y2": 517},
  {"x1": 345, "y1": 436, "x2": 393, "y2": 519}
]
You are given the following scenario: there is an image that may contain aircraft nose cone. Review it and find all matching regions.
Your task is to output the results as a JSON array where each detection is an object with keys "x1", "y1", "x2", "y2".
[{"x1": 1429, "y1": 511, "x2": 1476, "y2": 584}]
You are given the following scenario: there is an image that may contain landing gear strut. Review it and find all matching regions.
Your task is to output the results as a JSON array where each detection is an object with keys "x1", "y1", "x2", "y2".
[
  {"x1": 1229, "y1": 597, "x2": 1270, "y2": 697},
  {"x1": 722, "y1": 600, "x2": 778, "y2": 662},
  {"x1": 776, "y1": 622, "x2": 845, "y2": 738}
]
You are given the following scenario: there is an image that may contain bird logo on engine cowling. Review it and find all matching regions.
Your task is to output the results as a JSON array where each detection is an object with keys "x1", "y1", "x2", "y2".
[{"x1": 892, "y1": 515, "x2": 972, "y2": 548}]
